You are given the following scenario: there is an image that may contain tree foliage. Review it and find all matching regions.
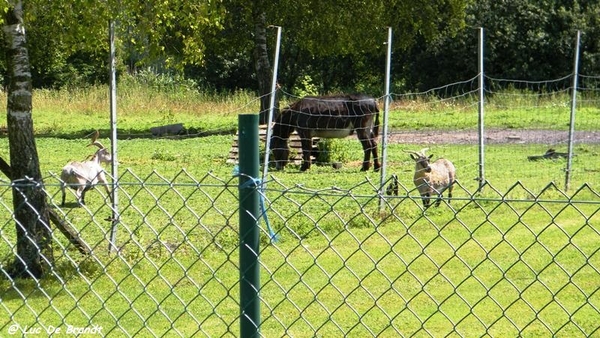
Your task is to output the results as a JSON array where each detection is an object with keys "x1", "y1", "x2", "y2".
[
  {"x1": 198, "y1": 0, "x2": 470, "y2": 94},
  {"x1": 403, "y1": 0, "x2": 600, "y2": 90},
  {"x1": 1, "y1": 0, "x2": 224, "y2": 88},
  {"x1": 2, "y1": 0, "x2": 600, "y2": 93}
]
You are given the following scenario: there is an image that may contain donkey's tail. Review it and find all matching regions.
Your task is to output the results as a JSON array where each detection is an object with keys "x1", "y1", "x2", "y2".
[{"x1": 372, "y1": 109, "x2": 380, "y2": 138}]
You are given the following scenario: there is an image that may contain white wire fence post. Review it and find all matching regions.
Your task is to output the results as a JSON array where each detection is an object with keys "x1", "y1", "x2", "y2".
[
  {"x1": 477, "y1": 27, "x2": 486, "y2": 192},
  {"x1": 379, "y1": 27, "x2": 392, "y2": 211},
  {"x1": 108, "y1": 20, "x2": 120, "y2": 254},
  {"x1": 565, "y1": 30, "x2": 581, "y2": 191},
  {"x1": 262, "y1": 26, "x2": 282, "y2": 186}
]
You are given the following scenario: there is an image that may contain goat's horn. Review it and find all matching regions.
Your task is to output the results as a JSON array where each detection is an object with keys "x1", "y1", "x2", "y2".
[
  {"x1": 403, "y1": 150, "x2": 421, "y2": 156},
  {"x1": 86, "y1": 130, "x2": 100, "y2": 143},
  {"x1": 86, "y1": 130, "x2": 105, "y2": 149},
  {"x1": 88, "y1": 141, "x2": 105, "y2": 149}
]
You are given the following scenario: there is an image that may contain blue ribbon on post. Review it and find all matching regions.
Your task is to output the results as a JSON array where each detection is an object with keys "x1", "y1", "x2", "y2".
[{"x1": 234, "y1": 166, "x2": 278, "y2": 242}]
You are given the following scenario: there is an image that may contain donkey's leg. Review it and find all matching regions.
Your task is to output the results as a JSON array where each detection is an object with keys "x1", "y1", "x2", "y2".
[
  {"x1": 356, "y1": 129, "x2": 372, "y2": 171},
  {"x1": 370, "y1": 132, "x2": 381, "y2": 172},
  {"x1": 299, "y1": 136, "x2": 314, "y2": 171}
]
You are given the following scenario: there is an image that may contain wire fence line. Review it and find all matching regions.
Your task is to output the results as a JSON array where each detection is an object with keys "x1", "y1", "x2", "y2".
[
  {"x1": 1, "y1": 84, "x2": 599, "y2": 336},
  {"x1": 264, "y1": 30, "x2": 599, "y2": 193},
  {"x1": 1, "y1": 156, "x2": 599, "y2": 336},
  {"x1": 0, "y1": 89, "x2": 598, "y2": 337},
  {"x1": 268, "y1": 70, "x2": 600, "y2": 197},
  {"x1": 1, "y1": 28, "x2": 599, "y2": 337}
]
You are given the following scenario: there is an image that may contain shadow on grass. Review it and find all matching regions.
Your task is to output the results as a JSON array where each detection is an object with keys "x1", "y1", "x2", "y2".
[{"x1": 0, "y1": 126, "x2": 237, "y2": 140}]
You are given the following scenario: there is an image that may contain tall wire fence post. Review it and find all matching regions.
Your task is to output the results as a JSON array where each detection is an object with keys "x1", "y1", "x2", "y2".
[
  {"x1": 565, "y1": 30, "x2": 581, "y2": 191},
  {"x1": 238, "y1": 114, "x2": 261, "y2": 337},
  {"x1": 262, "y1": 26, "x2": 282, "y2": 185},
  {"x1": 108, "y1": 20, "x2": 120, "y2": 254},
  {"x1": 477, "y1": 27, "x2": 486, "y2": 191},
  {"x1": 379, "y1": 27, "x2": 392, "y2": 210}
]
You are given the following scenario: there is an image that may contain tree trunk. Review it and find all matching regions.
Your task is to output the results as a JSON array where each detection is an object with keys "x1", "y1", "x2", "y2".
[
  {"x1": 3, "y1": 2, "x2": 52, "y2": 279},
  {"x1": 252, "y1": 9, "x2": 277, "y2": 125}
]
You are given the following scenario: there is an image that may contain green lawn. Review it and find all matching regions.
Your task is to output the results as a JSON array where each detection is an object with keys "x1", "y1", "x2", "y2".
[{"x1": 0, "y1": 87, "x2": 599, "y2": 336}]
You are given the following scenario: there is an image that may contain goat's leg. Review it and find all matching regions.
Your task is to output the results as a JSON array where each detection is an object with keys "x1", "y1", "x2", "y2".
[
  {"x1": 93, "y1": 172, "x2": 112, "y2": 204},
  {"x1": 422, "y1": 193, "x2": 430, "y2": 208},
  {"x1": 435, "y1": 184, "x2": 453, "y2": 207},
  {"x1": 61, "y1": 186, "x2": 66, "y2": 206},
  {"x1": 435, "y1": 194, "x2": 442, "y2": 207},
  {"x1": 103, "y1": 183, "x2": 112, "y2": 204},
  {"x1": 77, "y1": 187, "x2": 85, "y2": 206}
]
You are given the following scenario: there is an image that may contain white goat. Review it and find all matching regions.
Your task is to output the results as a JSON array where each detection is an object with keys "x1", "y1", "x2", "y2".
[
  {"x1": 60, "y1": 131, "x2": 112, "y2": 206},
  {"x1": 407, "y1": 149, "x2": 456, "y2": 208}
]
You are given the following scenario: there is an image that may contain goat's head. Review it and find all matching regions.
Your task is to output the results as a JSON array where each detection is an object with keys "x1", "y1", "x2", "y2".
[
  {"x1": 406, "y1": 149, "x2": 433, "y2": 173},
  {"x1": 87, "y1": 130, "x2": 112, "y2": 164}
]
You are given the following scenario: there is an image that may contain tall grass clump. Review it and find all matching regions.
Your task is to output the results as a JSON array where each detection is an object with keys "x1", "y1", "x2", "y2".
[
  {"x1": 12, "y1": 71, "x2": 260, "y2": 137},
  {"x1": 117, "y1": 69, "x2": 259, "y2": 114}
]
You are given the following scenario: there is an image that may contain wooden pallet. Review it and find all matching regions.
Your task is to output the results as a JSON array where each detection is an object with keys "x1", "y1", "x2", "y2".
[{"x1": 227, "y1": 124, "x2": 318, "y2": 165}]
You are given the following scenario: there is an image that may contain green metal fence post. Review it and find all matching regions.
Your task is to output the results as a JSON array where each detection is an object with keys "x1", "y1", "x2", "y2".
[{"x1": 238, "y1": 114, "x2": 261, "y2": 337}]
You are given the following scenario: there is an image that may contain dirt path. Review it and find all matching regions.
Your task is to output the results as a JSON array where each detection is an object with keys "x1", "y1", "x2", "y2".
[{"x1": 386, "y1": 129, "x2": 600, "y2": 145}]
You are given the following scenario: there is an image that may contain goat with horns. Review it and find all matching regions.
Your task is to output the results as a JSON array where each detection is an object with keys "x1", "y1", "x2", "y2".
[
  {"x1": 406, "y1": 148, "x2": 456, "y2": 209},
  {"x1": 60, "y1": 131, "x2": 112, "y2": 206}
]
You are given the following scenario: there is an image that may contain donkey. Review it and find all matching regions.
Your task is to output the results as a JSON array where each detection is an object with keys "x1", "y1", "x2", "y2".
[{"x1": 270, "y1": 94, "x2": 380, "y2": 172}]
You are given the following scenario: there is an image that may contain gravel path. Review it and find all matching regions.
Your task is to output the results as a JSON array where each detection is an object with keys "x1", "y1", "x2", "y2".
[{"x1": 386, "y1": 129, "x2": 600, "y2": 145}]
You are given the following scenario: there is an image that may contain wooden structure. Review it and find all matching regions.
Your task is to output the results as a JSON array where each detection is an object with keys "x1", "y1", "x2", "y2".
[{"x1": 227, "y1": 124, "x2": 318, "y2": 166}]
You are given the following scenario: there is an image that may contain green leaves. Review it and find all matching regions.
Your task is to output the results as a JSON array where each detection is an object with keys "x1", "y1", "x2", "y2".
[{"x1": 19, "y1": 0, "x2": 225, "y2": 84}]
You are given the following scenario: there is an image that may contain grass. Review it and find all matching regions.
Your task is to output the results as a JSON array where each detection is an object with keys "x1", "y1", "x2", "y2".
[
  {"x1": 1, "y1": 81, "x2": 598, "y2": 137},
  {"x1": 388, "y1": 90, "x2": 600, "y2": 131},
  {"x1": 25, "y1": 84, "x2": 255, "y2": 137},
  {"x1": 0, "y1": 82, "x2": 599, "y2": 337}
]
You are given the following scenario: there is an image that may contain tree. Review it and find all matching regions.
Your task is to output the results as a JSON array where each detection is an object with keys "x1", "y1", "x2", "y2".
[
  {"x1": 0, "y1": 1, "x2": 225, "y2": 88},
  {"x1": 115, "y1": 0, "x2": 224, "y2": 71},
  {"x1": 8, "y1": 1, "x2": 474, "y2": 96},
  {"x1": 402, "y1": 0, "x2": 600, "y2": 90},
  {"x1": 213, "y1": 0, "x2": 469, "y2": 122},
  {"x1": 252, "y1": 6, "x2": 275, "y2": 124},
  {"x1": 2, "y1": 1, "x2": 52, "y2": 279}
]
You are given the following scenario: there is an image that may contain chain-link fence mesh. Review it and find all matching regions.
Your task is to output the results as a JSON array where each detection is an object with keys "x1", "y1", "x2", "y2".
[{"x1": 1, "y1": 169, "x2": 599, "y2": 337}]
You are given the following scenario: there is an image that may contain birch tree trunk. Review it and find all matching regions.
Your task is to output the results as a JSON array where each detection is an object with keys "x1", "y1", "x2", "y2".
[{"x1": 3, "y1": 1, "x2": 52, "y2": 279}]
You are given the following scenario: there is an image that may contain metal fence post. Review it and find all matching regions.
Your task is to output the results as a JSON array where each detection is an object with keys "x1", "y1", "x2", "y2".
[
  {"x1": 238, "y1": 114, "x2": 261, "y2": 337},
  {"x1": 379, "y1": 27, "x2": 393, "y2": 210},
  {"x1": 565, "y1": 30, "x2": 581, "y2": 191},
  {"x1": 477, "y1": 27, "x2": 486, "y2": 191},
  {"x1": 262, "y1": 26, "x2": 282, "y2": 184},
  {"x1": 108, "y1": 20, "x2": 120, "y2": 254}
]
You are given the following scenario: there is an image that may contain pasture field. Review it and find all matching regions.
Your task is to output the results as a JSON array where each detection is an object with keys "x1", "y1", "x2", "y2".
[
  {"x1": 9, "y1": 83, "x2": 600, "y2": 138},
  {"x1": 0, "y1": 86, "x2": 599, "y2": 336}
]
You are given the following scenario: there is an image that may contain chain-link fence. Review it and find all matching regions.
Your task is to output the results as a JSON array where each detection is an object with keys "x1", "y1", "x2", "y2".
[{"x1": 1, "y1": 158, "x2": 599, "y2": 336}]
